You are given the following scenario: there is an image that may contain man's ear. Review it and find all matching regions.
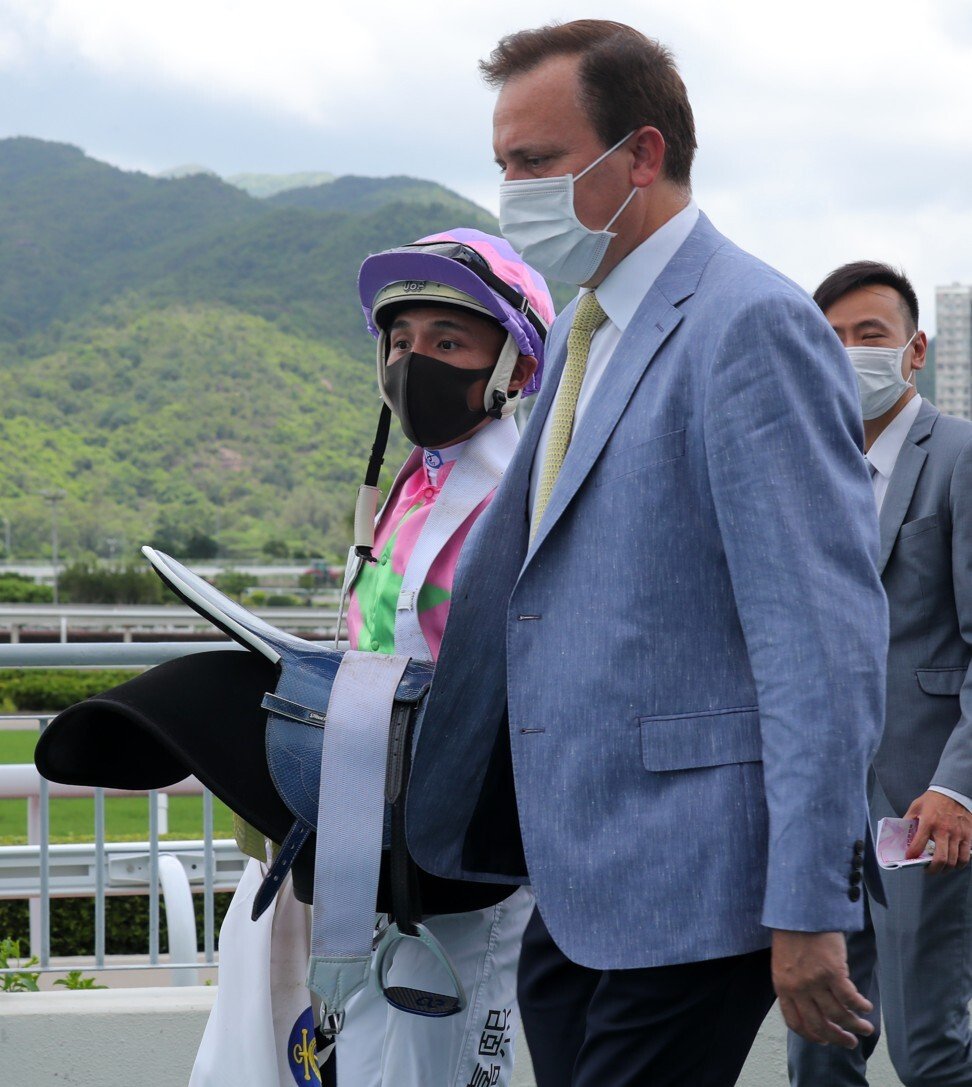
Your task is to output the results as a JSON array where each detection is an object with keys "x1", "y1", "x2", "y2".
[
  {"x1": 910, "y1": 331, "x2": 928, "y2": 372},
  {"x1": 629, "y1": 126, "x2": 665, "y2": 189},
  {"x1": 508, "y1": 355, "x2": 538, "y2": 393}
]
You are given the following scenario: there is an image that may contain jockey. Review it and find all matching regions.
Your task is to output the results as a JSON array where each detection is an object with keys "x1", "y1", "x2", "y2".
[{"x1": 190, "y1": 229, "x2": 554, "y2": 1087}]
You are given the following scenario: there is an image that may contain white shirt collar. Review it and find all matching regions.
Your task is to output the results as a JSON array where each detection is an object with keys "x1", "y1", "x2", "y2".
[
  {"x1": 866, "y1": 394, "x2": 922, "y2": 480},
  {"x1": 587, "y1": 199, "x2": 700, "y2": 332}
]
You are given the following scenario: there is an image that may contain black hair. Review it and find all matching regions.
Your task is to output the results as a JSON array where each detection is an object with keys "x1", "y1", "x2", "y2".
[{"x1": 813, "y1": 261, "x2": 919, "y2": 330}]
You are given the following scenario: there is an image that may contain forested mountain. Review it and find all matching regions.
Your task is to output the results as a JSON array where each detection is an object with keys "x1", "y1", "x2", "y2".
[
  {"x1": 268, "y1": 175, "x2": 496, "y2": 221},
  {"x1": 0, "y1": 137, "x2": 526, "y2": 561}
]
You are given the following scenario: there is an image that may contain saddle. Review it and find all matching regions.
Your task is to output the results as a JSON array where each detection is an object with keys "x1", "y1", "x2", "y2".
[{"x1": 36, "y1": 547, "x2": 513, "y2": 1024}]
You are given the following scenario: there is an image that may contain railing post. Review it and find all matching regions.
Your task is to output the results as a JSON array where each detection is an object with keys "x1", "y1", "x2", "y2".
[
  {"x1": 157, "y1": 855, "x2": 199, "y2": 986},
  {"x1": 38, "y1": 757, "x2": 50, "y2": 967},
  {"x1": 94, "y1": 788, "x2": 106, "y2": 968},
  {"x1": 27, "y1": 795, "x2": 40, "y2": 956},
  {"x1": 149, "y1": 791, "x2": 159, "y2": 966},
  {"x1": 203, "y1": 790, "x2": 215, "y2": 964}
]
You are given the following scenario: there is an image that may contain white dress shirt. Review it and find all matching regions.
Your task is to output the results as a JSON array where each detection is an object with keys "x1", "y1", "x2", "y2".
[
  {"x1": 528, "y1": 201, "x2": 700, "y2": 519},
  {"x1": 865, "y1": 393, "x2": 922, "y2": 514},
  {"x1": 866, "y1": 393, "x2": 972, "y2": 814}
]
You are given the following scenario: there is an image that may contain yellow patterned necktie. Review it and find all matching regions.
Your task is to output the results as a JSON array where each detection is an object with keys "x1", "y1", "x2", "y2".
[{"x1": 531, "y1": 291, "x2": 608, "y2": 540}]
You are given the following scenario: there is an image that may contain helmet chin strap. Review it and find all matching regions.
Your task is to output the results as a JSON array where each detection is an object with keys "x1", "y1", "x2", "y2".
[
  {"x1": 482, "y1": 334, "x2": 522, "y2": 420},
  {"x1": 376, "y1": 332, "x2": 394, "y2": 410},
  {"x1": 354, "y1": 403, "x2": 393, "y2": 563}
]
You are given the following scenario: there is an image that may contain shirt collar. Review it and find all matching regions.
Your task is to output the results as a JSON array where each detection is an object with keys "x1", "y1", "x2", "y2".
[
  {"x1": 867, "y1": 394, "x2": 922, "y2": 479},
  {"x1": 588, "y1": 199, "x2": 700, "y2": 332}
]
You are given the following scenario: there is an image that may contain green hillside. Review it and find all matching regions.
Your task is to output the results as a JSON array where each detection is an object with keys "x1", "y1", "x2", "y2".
[
  {"x1": 0, "y1": 138, "x2": 262, "y2": 342},
  {"x1": 0, "y1": 301, "x2": 409, "y2": 558},
  {"x1": 227, "y1": 171, "x2": 335, "y2": 197},
  {"x1": 0, "y1": 138, "x2": 522, "y2": 562},
  {"x1": 269, "y1": 175, "x2": 494, "y2": 222}
]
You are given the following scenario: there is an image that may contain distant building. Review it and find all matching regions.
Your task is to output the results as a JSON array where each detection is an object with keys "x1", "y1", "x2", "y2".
[{"x1": 935, "y1": 284, "x2": 972, "y2": 419}]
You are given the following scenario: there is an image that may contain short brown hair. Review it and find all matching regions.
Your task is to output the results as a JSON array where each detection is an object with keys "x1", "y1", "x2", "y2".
[{"x1": 481, "y1": 20, "x2": 697, "y2": 187}]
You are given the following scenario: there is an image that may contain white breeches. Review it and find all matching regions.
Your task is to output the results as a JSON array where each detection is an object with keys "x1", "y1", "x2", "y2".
[{"x1": 190, "y1": 859, "x2": 532, "y2": 1087}]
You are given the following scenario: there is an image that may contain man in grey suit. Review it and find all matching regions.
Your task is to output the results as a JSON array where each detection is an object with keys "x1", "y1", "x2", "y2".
[
  {"x1": 789, "y1": 262, "x2": 972, "y2": 1087},
  {"x1": 405, "y1": 21, "x2": 888, "y2": 1085}
]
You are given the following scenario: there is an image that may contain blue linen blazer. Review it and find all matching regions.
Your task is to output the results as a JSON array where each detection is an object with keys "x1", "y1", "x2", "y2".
[{"x1": 407, "y1": 213, "x2": 888, "y2": 970}]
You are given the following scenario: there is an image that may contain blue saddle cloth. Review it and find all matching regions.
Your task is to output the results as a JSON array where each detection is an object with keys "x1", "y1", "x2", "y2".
[{"x1": 142, "y1": 548, "x2": 435, "y2": 835}]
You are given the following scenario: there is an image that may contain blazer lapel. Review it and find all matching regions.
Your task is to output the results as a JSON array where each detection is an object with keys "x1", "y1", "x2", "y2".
[
  {"x1": 526, "y1": 214, "x2": 725, "y2": 559},
  {"x1": 877, "y1": 400, "x2": 938, "y2": 574},
  {"x1": 527, "y1": 296, "x2": 683, "y2": 556},
  {"x1": 512, "y1": 303, "x2": 575, "y2": 476}
]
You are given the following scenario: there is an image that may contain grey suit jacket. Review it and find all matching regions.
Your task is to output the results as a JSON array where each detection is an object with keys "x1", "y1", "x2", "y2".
[{"x1": 874, "y1": 400, "x2": 972, "y2": 813}]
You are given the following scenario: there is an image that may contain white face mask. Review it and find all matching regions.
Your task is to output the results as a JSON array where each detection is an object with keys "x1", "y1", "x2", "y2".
[
  {"x1": 498, "y1": 130, "x2": 637, "y2": 286},
  {"x1": 845, "y1": 332, "x2": 917, "y2": 420}
]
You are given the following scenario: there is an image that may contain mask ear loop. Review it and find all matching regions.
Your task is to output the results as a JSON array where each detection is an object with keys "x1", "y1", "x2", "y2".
[
  {"x1": 902, "y1": 331, "x2": 919, "y2": 386},
  {"x1": 573, "y1": 128, "x2": 638, "y2": 183},
  {"x1": 483, "y1": 334, "x2": 522, "y2": 420},
  {"x1": 572, "y1": 128, "x2": 638, "y2": 233},
  {"x1": 603, "y1": 186, "x2": 637, "y2": 231}
]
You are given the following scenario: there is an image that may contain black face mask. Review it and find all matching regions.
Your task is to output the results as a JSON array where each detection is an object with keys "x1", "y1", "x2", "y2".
[{"x1": 382, "y1": 352, "x2": 494, "y2": 448}]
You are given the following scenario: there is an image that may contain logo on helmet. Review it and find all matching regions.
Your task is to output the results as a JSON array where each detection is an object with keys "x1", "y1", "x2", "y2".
[{"x1": 402, "y1": 281, "x2": 427, "y2": 292}]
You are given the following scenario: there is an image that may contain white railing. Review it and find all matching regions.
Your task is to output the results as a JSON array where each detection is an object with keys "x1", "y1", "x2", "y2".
[
  {"x1": 0, "y1": 642, "x2": 252, "y2": 984},
  {"x1": 0, "y1": 603, "x2": 339, "y2": 643}
]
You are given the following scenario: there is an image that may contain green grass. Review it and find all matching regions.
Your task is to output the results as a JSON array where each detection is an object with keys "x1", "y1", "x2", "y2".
[
  {"x1": 0, "y1": 729, "x2": 234, "y2": 845},
  {"x1": 0, "y1": 731, "x2": 37, "y2": 763}
]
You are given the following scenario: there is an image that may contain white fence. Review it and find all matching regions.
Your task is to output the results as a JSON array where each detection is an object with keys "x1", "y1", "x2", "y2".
[
  {"x1": 0, "y1": 602, "x2": 340, "y2": 643},
  {"x1": 0, "y1": 642, "x2": 250, "y2": 984}
]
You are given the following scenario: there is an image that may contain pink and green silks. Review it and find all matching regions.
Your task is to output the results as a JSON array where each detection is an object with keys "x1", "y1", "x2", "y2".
[{"x1": 346, "y1": 457, "x2": 493, "y2": 661}]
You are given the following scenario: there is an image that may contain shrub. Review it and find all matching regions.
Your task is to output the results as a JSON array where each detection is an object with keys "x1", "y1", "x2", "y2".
[
  {"x1": 0, "y1": 669, "x2": 139, "y2": 713},
  {"x1": 0, "y1": 937, "x2": 40, "y2": 991},
  {"x1": 0, "y1": 893, "x2": 233, "y2": 957},
  {"x1": 0, "y1": 577, "x2": 53, "y2": 603},
  {"x1": 213, "y1": 571, "x2": 250, "y2": 600},
  {"x1": 59, "y1": 563, "x2": 166, "y2": 604}
]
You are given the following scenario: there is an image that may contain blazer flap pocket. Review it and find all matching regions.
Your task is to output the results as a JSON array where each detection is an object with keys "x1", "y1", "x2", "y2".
[
  {"x1": 916, "y1": 668, "x2": 967, "y2": 696},
  {"x1": 640, "y1": 707, "x2": 761, "y2": 771},
  {"x1": 596, "y1": 428, "x2": 686, "y2": 486},
  {"x1": 899, "y1": 514, "x2": 940, "y2": 540}
]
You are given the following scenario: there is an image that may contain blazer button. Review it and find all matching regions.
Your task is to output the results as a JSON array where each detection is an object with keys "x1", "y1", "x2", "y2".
[
  {"x1": 849, "y1": 870, "x2": 862, "y2": 885},
  {"x1": 852, "y1": 856, "x2": 864, "y2": 871},
  {"x1": 853, "y1": 840, "x2": 865, "y2": 857},
  {"x1": 848, "y1": 885, "x2": 862, "y2": 902}
]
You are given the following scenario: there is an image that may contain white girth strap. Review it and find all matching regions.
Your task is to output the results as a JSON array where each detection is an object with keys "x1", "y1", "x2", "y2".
[
  {"x1": 393, "y1": 416, "x2": 517, "y2": 661},
  {"x1": 306, "y1": 651, "x2": 410, "y2": 1011}
]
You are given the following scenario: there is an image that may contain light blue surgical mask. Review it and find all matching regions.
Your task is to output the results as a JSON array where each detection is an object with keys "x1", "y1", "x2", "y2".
[
  {"x1": 845, "y1": 332, "x2": 917, "y2": 420},
  {"x1": 499, "y1": 130, "x2": 637, "y2": 286}
]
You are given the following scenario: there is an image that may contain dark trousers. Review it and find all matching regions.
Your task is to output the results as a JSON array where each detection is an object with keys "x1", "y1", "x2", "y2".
[{"x1": 518, "y1": 907, "x2": 777, "y2": 1087}]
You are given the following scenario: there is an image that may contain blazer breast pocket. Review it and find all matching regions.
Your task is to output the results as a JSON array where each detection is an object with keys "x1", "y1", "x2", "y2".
[
  {"x1": 640, "y1": 706, "x2": 761, "y2": 772},
  {"x1": 898, "y1": 514, "x2": 940, "y2": 540},
  {"x1": 595, "y1": 428, "x2": 686, "y2": 487}
]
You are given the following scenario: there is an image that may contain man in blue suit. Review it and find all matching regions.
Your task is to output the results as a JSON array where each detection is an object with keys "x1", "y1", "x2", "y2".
[
  {"x1": 407, "y1": 21, "x2": 888, "y2": 1085},
  {"x1": 788, "y1": 263, "x2": 972, "y2": 1087}
]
